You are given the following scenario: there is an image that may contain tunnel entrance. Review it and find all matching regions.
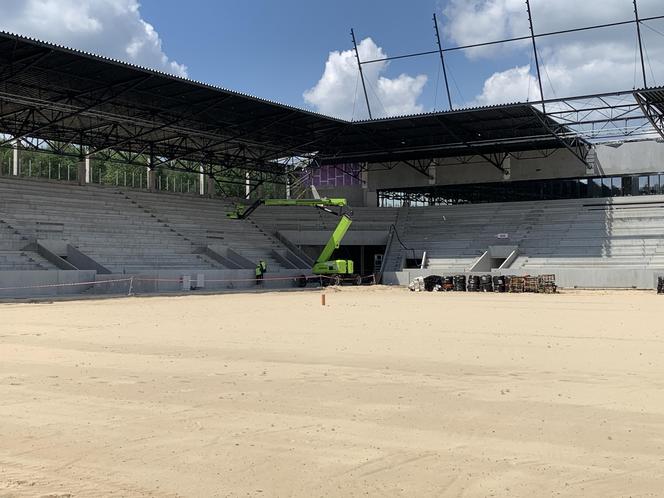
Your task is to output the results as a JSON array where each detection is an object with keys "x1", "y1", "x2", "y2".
[{"x1": 301, "y1": 245, "x2": 386, "y2": 274}]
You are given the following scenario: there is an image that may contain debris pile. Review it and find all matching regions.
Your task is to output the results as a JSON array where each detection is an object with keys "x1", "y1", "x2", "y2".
[{"x1": 409, "y1": 274, "x2": 557, "y2": 294}]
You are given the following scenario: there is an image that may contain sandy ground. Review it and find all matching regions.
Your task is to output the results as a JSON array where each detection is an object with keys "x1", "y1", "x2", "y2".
[{"x1": 1, "y1": 287, "x2": 663, "y2": 497}]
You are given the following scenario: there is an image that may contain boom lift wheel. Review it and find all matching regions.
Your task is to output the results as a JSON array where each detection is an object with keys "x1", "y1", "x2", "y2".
[
  {"x1": 332, "y1": 275, "x2": 342, "y2": 286},
  {"x1": 353, "y1": 275, "x2": 362, "y2": 286},
  {"x1": 293, "y1": 275, "x2": 307, "y2": 288}
]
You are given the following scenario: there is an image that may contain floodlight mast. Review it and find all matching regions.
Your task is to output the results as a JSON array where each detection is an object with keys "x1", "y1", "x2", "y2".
[
  {"x1": 633, "y1": 0, "x2": 648, "y2": 88},
  {"x1": 351, "y1": 28, "x2": 373, "y2": 120},
  {"x1": 433, "y1": 13, "x2": 454, "y2": 111},
  {"x1": 351, "y1": 8, "x2": 664, "y2": 113},
  {"x1": 525, "y1": 0, "x2": 546, "y2": 115}
]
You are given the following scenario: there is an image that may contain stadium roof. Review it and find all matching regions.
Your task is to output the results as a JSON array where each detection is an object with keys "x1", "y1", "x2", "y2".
[
  {"x1": 0, "y1": 31, "x2": 609, "y2": 174},
  {"x1": 316, "y1": 105, "x2": 568, "y2": 165},
  {"x1": 637, "y1": 88, "x2": 664, "y2": 115}
]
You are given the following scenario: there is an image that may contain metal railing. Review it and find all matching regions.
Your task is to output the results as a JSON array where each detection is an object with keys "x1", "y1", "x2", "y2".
[{"x1": 0, "y1": 155, "x2": 201, "y2": 194}]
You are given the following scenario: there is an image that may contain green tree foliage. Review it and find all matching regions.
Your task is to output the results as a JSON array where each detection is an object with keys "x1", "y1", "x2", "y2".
[{"x1": 0, "y1": 143, "x2": 287, "y2": 199}]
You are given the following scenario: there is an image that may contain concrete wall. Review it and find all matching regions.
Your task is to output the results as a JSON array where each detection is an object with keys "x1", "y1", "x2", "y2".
[
  {"x1": 366, "y1": 140, "x2": 664, "y2": 194},
  {"x1": 0, "y1": 270, "x2": 98, "y2": 298},
  {"x1": 594, "y1": 141, "x2": 664, "y2": 176}
]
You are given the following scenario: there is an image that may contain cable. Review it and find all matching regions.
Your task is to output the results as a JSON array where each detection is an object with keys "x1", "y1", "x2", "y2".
[
  {"x1": 539, "y1": 50, "x2": 557, "y2": 100},
  {"x1": 433, "y1": 61, "x2": 441, "y2": 111},
  {"x1": 641, "y1": 20, "x2": 664, "y2": 39},
  {"x1": 389, "y1": 223, "x2": 412, "y2": 250},
  {"x1": 527, "y1": 50, "x2": 533, "y2": 101},
  {"x1": 633, "y1": 29, "x2": 639, "y2": 89},
  {"x1": 449, "y1": 65, "x2": 465, "y2": 106},
  {"x1": 366, "y1": 76, "x2": 388, "y2": 117},
  {"x1": 642, "y1": 40, "x2": 657, "y2": 86},
  {"x1": 351, "y1": 70, "x2": 360, "y2": 121}
]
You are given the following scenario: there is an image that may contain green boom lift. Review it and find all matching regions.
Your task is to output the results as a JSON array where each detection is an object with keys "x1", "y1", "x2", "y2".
[{"x1": 228, "y1": 197, "x2": 360, "y2": 286}]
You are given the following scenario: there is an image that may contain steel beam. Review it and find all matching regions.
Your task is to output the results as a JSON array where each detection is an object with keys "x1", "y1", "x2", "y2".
[
  {"x1": 634, "y1": 91, "x2": 664, "y2": 140},
  {"x1": 529, "y1": 107, "x2": 591, "y2": 168}
]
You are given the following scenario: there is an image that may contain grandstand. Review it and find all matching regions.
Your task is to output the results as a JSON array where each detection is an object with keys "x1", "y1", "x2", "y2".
[
  {"x1": 379, "y1": 196, "x2": 664, "y2": 288},
  {"x1": 0, "y1": 30, "x2": 663, "y2": 297}
]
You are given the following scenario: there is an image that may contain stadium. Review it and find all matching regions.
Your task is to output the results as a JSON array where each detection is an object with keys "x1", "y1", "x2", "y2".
[{"x1": 2, "y1": 3, "x2": 664, "y2": 496}]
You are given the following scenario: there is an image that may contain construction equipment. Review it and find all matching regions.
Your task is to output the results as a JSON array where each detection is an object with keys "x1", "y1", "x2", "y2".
[{"x1": 228, "y1": 197, "x2": 360, "y2": 286}]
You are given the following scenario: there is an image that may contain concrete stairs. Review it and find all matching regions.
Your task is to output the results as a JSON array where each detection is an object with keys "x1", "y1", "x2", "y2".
[{"x1": 0, "y1": 218, "x2": 55, "y2": 270}]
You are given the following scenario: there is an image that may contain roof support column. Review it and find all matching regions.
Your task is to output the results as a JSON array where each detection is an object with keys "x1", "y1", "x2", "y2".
[
  {"x1": 199, "y1": 165, "x2": 205, "y2": 196},
  {"x1": 77, "y1": 159, "x2": 86, "y2": 185},
  {"x1": 77, "y1": 145, "x2": 88, "y2": 186},
  {"x1": 146, "y1": 167, "x2": 156, "y2": 191},
  {"x1": 147, "y1": 146, "x2": 157, "y2": 191},
  {"x1": 12, "y1": 139, "x2": 18, "y2": 176},
  {"x1": 245, "y1": 170, "x2": 251, "y2": 199},
  {"x1": 207, "y1": 168, "x2": 216, "y2": 198}
]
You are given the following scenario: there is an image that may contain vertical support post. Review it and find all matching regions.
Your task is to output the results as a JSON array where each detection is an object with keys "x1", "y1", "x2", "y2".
[
  {"x1": 525, "y1": 0, "x2": 546, "y2": 114},
  {"x1": 351, "y1": 28, "x2": 373, "y2": 120},
  {"x1": 207, "y1": 168, "x2": 215, "y2": 198},
  {"x1": 245, "y1": 170, "x2": 251, "y2": 199},
  {"x1": 77, "y1": 142, "x2": 86, "y2": 185},
  {"x1": 360, "y1": 245, "x2": 365, "y2": 275},
  {"x1": 12, "y1": 139, "x2": 18, "y2": 176},
  {"x1": 433, "y1": 13, "x2": 453, "y2": 110},
  {"x1": 85, "y1": 155, "x2": 91, "y2": 184},
  {"x1": 633, "y1": 0, "x2": 647, "y2": 88},
  {"x1": 199, "y1": 164, "x2": 205, "y2": 196},
  {"x1": 147, "y1": 145, "x2": 156, "y2": 191},
  {"x1": 146, "y1": 165, "x2": 152, "y2": 190}
]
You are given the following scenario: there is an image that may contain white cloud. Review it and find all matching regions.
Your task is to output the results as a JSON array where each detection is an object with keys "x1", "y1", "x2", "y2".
[
  {"x1": 304, "y1": 37, "x2": 427, "y2": 120},
  {"x1": 475, "y1": 65, "x2": 539, "y2": 106},
  {"x1": 0, "y1": 0, "x2": 187, "y2": 77},
  {"x1": 443, "y1": 0, "x2": 664, "y2": 106}
]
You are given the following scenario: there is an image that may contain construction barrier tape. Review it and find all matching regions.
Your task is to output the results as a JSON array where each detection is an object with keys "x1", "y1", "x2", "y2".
[{"x1": 0, "y1": 273, "x2": 378, "y2": 293}]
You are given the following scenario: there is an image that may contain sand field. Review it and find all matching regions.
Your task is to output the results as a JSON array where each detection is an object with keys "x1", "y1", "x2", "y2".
[{"x1": 1, "y1": 287, "x2": 663, "y2": 497}]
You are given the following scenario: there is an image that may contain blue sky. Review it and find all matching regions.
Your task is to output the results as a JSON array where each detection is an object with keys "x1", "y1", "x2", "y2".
[{"x1": 137, "y1": 0, "x2": 527, "y2": 113}]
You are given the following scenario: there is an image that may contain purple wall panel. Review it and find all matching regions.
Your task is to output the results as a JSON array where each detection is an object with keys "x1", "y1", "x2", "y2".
[{"x1": 304, "y1": 164, "x2": 362, "y2": 188}]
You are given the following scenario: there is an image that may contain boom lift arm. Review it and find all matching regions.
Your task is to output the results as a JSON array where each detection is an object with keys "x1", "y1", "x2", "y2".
[
  {"x1": 227, "y1": 197, "x2": 358, "y2": 285},
  {"x1": 227, "y1": 197, "x2": 348, "y2": 219},
  {"x1": 316, "y1": 214, "x2": 352, "y2": 264}
]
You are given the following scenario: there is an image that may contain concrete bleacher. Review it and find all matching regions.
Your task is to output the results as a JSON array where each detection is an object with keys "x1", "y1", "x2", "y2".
[
  {"x1": 0, "y1": 178, "x2": 218, "y2": 273},
  {"x1": 251, "y1": 205, "x2": 397, "y2": 234},
  {"x1": 388, "y1": 196, "x2": 664, "y2": 273},
  {"x1": 1, "y1": 174, "x2": 662, "y2": 290},
  {"x1": 120, "y1": 190, "x2": 305, "y2": 270},
  {"x1": 514, "y1": 197, "x2": 664, "y2": 269}
]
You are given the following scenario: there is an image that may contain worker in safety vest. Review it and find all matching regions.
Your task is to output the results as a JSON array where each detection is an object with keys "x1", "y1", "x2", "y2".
[{"x1": 255, "y1": 260, "x2": 267, "y2": 285}]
